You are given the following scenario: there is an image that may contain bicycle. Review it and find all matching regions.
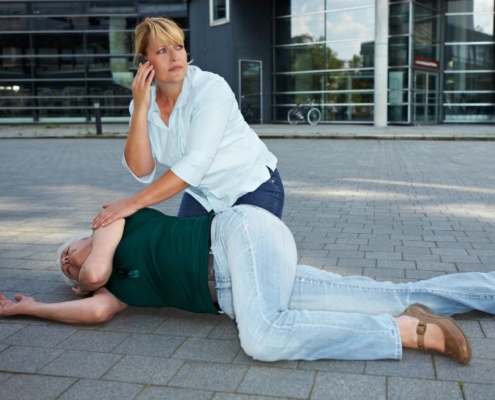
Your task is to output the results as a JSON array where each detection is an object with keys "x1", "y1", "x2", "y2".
[{"x1": 287, "y1": 99, "x2": 322, "y2": 125}]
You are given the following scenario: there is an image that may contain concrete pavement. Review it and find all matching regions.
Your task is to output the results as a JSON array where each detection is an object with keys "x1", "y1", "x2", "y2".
[{"x1": 0, "y1": 136, "x2": 494, "y2": 399}]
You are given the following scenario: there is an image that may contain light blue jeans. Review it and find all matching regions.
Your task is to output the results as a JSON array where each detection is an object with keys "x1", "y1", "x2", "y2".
[{"x1": 210, "y1": 205, "x2": 495, "y2": 361}]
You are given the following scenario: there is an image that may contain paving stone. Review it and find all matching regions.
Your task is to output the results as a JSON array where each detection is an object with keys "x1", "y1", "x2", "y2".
[
  {"x1": 435, "y1": 357, "x2": 495, "y2": 384},
  {"x1": 103, "y1": 354, "x2": 184, "y2": 385},
  {"x1": 463, "y1": 383, "x2": 495, "y2": 400},
  {"x1": 136, "y1": 387, "x2": 213, "y2": 400},
  {"x1": 365, "y1": 350, "x2": 435, "y2": 379},
  {"x1": 480, "y1": 320, "x2": 495, "y2": 338},
  {"x1": 0, "y1": 374, "x2": 75, "y2": 400},
  {"x1": 0, "y1": 372, "x2": 11, "y2": 383},
  {"x1": 0, "y1": 323, "x2": 25, "y2": 341},
  {"x1": 153, "y1": 314, "x2": 220, "y2": 337},
  {"x1": 237, "y1": 366, "x2": 314, "y2": 398},
  {"x1": 168, "y1": 361, "x2": 248, "y2": 391},
  {"x1": 376, "y1": 260, "x2": 416, "y2": 269},
  {"x1": 0, "y1": 279, "x2": 26, "y2": 291},
  {"x1": 40, "y1": 350, "x2": 123, "y2": 379},
  {"x1": 387, "y1": 377, "x2": 462, "y2": 400},
  {"x1": 233, "y1": 349, "x2": 299, "y2": 369},
  {"x1": 58, "y1": 379, "x2": 143, "y2": 400},
  {"x1": 298, "y1": 359, "x2": 365, "y2": 374},
  {"x1": 365, "y1": 252, "x2": 402, "y2": 261},
  {"x1": 1, "y1": 325, "x2": 77, "y2": 347},
  {"x1": 212, "y1": 394, "x2": 281, "y2": 400},
  {"x1": 56, "y1": 330, "x2": 129, "y2": 352},
  {"x1": 112, "y1": 333, "x2": 185, "y2": 357},
  {"x1": 311, "y1": 372, "x2": 386, "y2": 400},
  {"x1": 0, "y1": 345, "x2": 65, "y2": 373},
  {"x1": 469, "y1": 337, "x2": 495, "y2": 360},
  {"x1": 208, "y1": 320, "x2": 239, "y2": 340},
  {"x1": 172, "y1": 337, "x2": 240, "y2": 363}
]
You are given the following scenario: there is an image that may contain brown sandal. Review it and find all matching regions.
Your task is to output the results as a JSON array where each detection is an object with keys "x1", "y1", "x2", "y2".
[{"x1": 401, "y1": 303, "x2": 472, "y2": 364}]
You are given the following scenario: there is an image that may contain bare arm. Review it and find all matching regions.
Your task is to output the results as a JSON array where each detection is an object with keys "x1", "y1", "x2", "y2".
[
  {"x1": 124, "y1": 61, "x2": 156, "y2": 177},
  {"x1": 91, "y1": 170, "x2": 188, "y2": 229},
  {"x1": 0, "y1": 288, "x2": 128, "y2": 325},
  {"x1": 77, "y1": 218, "x2": 125, "y2": 293}
]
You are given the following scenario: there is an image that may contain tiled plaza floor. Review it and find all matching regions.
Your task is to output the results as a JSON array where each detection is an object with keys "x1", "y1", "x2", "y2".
[{"x1": 0, "y1": 137, "x2": 494, "y2": 399}]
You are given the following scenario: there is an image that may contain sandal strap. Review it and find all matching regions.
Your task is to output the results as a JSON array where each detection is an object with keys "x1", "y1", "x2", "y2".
[{"x1": 416, "y1": 319, "x2": 427, "y2": 349}]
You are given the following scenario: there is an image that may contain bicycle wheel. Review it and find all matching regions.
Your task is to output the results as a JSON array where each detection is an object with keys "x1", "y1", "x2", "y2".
[
  {"x1": 287, "y1": 109, "x2": 300, "y2": 125},
  {"x1": 307, "y1": 108, "x2": 322, "y2": 125}
]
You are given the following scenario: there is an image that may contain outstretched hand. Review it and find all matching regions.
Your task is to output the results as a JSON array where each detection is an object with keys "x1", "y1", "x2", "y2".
[
  {"x1": 91, "y1": 198, "x2": 138, "y2": 229},
  {"x1": 0, "y1": 292, "x2": 36, "y2": 317}
]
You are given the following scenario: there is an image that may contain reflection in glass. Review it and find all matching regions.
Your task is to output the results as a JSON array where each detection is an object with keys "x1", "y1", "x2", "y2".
[
  {"x1": 445, "y1": 44, "x2": 495, "y2": 70},
  {"x1": 325, "y1": 7, "x2": 375, "y2": 42},
  {"x1": 446, "y1": 15, "x2": 494, "y2": 41},
  {"x1": 390, "y1": 3, "x2": 410, "y2": 35},
  {"x1": 275, "y1": 0, "x2": 325, "y2": 17},
  {"x1": 389, "y1": 36, "x2": 409, "y2": 66},
  {"x1": 444, "y1": 72, "x2": 494, "y2": 90}
]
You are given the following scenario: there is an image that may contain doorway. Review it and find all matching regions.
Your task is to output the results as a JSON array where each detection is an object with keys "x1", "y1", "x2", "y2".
[
  {"x1": 413, "y1": 70, "x2": 439, "y2": 124},
  {"x1": 239, "y1": 59, "x2": 262, "y2": 124}
]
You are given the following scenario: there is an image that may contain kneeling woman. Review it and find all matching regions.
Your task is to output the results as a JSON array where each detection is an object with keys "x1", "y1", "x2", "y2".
[{"x1": 2, "y1": 206, "x2": 495, "y2": 364}]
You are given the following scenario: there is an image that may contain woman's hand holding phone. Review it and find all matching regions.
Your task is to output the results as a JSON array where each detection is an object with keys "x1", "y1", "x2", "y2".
[{"x1": 132, "y1": 58, "x2": 155, "y2": 112}]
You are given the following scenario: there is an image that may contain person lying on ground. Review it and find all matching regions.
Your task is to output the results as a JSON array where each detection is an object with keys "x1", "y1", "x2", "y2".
[{"x1": 1, "y1": 205, "x2": 494, "y2": 364}]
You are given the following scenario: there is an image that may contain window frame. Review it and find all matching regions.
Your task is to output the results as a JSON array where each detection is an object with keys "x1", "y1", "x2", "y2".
[{"x1": 209, "y1": 0, "x2": 230, "y2": 27}]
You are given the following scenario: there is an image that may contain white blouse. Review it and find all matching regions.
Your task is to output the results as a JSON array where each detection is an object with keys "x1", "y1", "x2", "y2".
[{"x1": 123, "y1": 65, "x2": 277, "y2": 213}]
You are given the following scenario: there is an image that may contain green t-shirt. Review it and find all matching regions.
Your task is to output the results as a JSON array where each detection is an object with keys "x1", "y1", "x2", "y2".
[{"x1": 105, "y1": 208, "x2": 218, "y2": 314}]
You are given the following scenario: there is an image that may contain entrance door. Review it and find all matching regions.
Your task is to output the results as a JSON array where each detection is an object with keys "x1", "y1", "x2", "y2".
[
  {"x1": 239, "y1": 60, "x2": 262, "y2": 124},
  {"x1": 413, "y1": 71, "x2": 439, "y2": 124}
]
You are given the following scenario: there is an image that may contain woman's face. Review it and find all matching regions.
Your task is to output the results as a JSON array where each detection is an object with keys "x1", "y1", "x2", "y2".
[
  {"x1": 145, "y1": 37, "x2": 188, "y2": 85},
  {"x1": 60, "y1": 238, "x2": 91, "y2": 281}
]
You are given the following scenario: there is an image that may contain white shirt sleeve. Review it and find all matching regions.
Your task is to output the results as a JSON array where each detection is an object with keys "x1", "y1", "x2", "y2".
[{"x1": 171, "y1": 80, "x2": 234, "y2": 187}]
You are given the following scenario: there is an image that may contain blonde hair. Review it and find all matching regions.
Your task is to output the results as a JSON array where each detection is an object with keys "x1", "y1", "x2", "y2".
[
  {"x1": 56, "y1": 230, "x2": 93, "y2": 287},
  {"x1": 134, "y1": 17, "x2": 185, "y2": 64}
]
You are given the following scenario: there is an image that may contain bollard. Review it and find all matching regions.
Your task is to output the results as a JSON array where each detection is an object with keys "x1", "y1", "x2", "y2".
[{"x1": 94, "y1": 102, "x2": 102, "y2": 135}]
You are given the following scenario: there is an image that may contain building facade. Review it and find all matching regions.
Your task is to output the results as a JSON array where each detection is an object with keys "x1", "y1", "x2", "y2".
[{"x1": 0, "y1": 0, "x2": 494, "y2": 125}]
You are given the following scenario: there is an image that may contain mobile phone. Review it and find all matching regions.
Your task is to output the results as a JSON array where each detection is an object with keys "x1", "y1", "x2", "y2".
[{"x1": 137, "y1": 56, "x2": 147, "y2": 66}]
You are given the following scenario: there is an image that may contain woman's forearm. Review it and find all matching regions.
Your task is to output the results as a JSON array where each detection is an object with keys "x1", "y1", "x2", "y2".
[
  {"x1": 125, "y1": 109, "x2": 155, "y2": 177},
  {"x1": 131, "y1": 169, "x2": 189, "y2": 209},
  {"x1": 1, "y1": 289, "x2": 127, "y2": 325}
]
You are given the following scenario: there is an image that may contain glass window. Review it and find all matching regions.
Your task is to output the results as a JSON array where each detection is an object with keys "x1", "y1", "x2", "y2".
[
  {"x1": 276, "y1": 42, "x2": 369, "y2": 73},
  {"x1": 0, "y1": 2, "x2": 26, "y2": 15},
  {"x1": 0, "y1": 17, "x2": 29, "y2": 31},
  {"x1": 389, "y1": 36, "x2": 409, "y2": 66},
  {"x1": 31, "y1": 2, "x2": 86, "y2": 15},
  {"x1": 275, "y1": 14, "x2": 325, "y2": 45},
  {"x1": 210, "y1": 0, "x2": 229, "y2": 26},
  {"x1": 445, "y1": 43, "x2": 495, "y2": 70},
  {"x1": 390, "y1": 3, "x2": 410, "y2": 36},
  {"x1": 275, "y1": 71, "x2": 374, "y2": 93},
  {"x1": 446, "y1": 0, "x2": 494, "y2": 14},
  {"x1": 325, "y1": 8, "x2": 375, "y2": 42},
  {"x1": 29, "y1": 16, "x2": 88, "y2": 31},
  {"x1": 446, "y1": 14, "x2": 494, "y2": 41},
  {"x1": 275, "y1": 0, "x2": 325, "y2": 17},
  {"x1": 87, "y1": 1, "x2": 135, "y2": 14},
  {"x1": 414, "y1": 4, "x2": 442, "y2": 43},
  {"x1": 414, "y1": 42, "x2": 441, "y2": 61},
  {"x1": 444, "y1": 71, "x2": 494, "y2": 90},
  {"x1": 326, "y1": 0, "x2": 374, "y2": 11}
]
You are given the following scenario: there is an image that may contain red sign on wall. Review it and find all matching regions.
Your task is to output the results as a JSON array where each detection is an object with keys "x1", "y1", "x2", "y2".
[{"x1": 414, "y1": 56, "x2": 439, "y2": 70}]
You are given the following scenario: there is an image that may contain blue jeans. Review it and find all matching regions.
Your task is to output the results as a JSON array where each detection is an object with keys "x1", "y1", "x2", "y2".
[
  {"x1": 210, "y1": 205, "x2": 495, "y2": 361},
  {"x1": 178, "y1": 168, "x2": 284, "y2": 219}
]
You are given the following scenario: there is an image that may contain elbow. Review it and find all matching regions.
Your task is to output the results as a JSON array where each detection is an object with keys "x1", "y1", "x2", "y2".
[{"x1": 90, "y1": 303, "x2": 117, "y2": 324}]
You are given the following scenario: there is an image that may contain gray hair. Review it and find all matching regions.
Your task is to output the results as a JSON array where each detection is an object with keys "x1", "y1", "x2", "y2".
[{"x1": 56, "y1": 230, "x2": 93, "y2": 287}]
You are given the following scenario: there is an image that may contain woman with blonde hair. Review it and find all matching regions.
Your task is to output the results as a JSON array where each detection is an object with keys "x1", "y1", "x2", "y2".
[{"x1": 91, "y1": 17, "x2": 284, "y2": 229}]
